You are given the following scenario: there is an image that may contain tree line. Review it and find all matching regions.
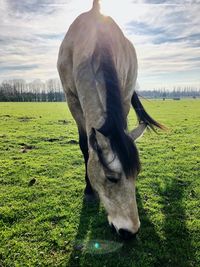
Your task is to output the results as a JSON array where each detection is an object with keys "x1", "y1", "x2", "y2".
[
  {"x1": 0, "y1": 79, "x2": 65, "y2": 102},
  {"x1": 0, "y1": 79, "x2": 199, "y2": 102},
  {"x1": 138, "y1": 87, "x2": 200, "y2": 99}
]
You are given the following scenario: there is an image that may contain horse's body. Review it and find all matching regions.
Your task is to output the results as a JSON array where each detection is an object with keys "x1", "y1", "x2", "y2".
[
  {"x1": 58, "y1": 4, "x2": 137, "y2": 132},
  {"x1": 58, "y1": 0, "x2": 163, "y2": 239}
]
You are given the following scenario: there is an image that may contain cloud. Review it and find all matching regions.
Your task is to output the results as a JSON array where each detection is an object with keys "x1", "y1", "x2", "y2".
[
  {"x1": 7, "y1": 0, "x2": 56, "y2": 15},
  {"x1": 143, "y1": 0, "x2": 199, "y2": 4},
  {"x1": 123, "y1": 1, "x2": 200, "y2": 88},
  {"x1": 0, "y1": 64, "x2": 38, "y2": 72},
  {"x1": 0, "y1": 0, "x2": 199, "y2": 89}
]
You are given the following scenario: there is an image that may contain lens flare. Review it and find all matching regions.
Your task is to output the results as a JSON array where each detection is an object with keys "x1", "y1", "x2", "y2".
[
  {"x1": 73, "y1": 239, "x2": 123, "y2": 254},
  {"x1": 94, "y1": 242, "x2": 100, "y2": 249}
]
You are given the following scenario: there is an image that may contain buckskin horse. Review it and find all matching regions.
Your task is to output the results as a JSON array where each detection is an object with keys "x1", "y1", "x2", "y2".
[{"x1": 57, "y1": 0, "x2": 164, "y2": 239}]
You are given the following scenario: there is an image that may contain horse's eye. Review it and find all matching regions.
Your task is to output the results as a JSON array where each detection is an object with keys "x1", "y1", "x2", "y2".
[{"x1": 107, "y1": 176, "x2": 119, "y2": 184}]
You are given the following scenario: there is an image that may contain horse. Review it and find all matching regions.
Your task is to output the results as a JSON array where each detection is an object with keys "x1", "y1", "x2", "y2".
[{"x1": 57, "y1": 0, "x2": 164, "y2": 239}]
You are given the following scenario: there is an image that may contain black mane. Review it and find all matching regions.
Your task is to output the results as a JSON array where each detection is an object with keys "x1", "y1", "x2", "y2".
[{"x1": 92, "y1": 43, "x2": 140, "y2": 177}]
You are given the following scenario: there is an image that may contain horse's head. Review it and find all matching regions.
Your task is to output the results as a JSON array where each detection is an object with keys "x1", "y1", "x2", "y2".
[{"x1": 88, "y1": 123, "x2": 146, "y2": 239}]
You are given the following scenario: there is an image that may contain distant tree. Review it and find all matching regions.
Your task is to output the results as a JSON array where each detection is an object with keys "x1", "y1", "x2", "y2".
[{"x1": 1, "y1": 78, "x2": 199, "y2": 102}]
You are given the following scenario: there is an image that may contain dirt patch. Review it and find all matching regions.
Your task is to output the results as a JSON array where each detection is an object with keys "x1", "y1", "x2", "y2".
[
  {"x1": 1, "y1": 115, "x2": 11, "y2": 118},
  {"x1": 67, "y1": 140, "x2": 78, "y2": 145},
  {"x1": 42, "y1": 137, "x2": 78, "y2": 144},
  {"x1": 28, "y1": 178, "x2": 37, "y2": 187},
  {"x1": 20, "y1": 143, "x2": 36, "y2": 153},
  {"x1": 43, "y1": 137, "x2": 61, "y2": 142},
  {"x1": 12, "y1": 156, "x2": 22, "y2": 160},
  {"x1": 18, "y1": 116, "x2": 35, "y2": 122},
  {"x1": 0, "y1": 134, "x2": 7, "y2": 138},
  {"x1": 58, "y1": 119, "x2": 69, "y2": 125}
]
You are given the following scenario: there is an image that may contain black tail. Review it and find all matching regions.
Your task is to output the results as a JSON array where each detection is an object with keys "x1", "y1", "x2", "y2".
[{"x1": 131, "y1": 91, "x2": 165, "y2": 131}]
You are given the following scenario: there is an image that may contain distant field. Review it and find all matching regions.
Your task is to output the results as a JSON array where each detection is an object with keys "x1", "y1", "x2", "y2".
[{"x1": 0, "y1": 100, "x2": 199, "y2": 267}]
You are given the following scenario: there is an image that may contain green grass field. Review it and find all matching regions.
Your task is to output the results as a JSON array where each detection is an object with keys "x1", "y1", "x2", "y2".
[{"x1": 0, "y1": 100, "x2": 199, "y2": 267}]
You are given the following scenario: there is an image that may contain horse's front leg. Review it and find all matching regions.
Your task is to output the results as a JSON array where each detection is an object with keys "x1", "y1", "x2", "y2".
[
  {"x1": 78, "y1": 129, "x2": 97, "y2": 201},
  {"x1": 65, "y1": 91, "x2": 97, "y2": 201}
]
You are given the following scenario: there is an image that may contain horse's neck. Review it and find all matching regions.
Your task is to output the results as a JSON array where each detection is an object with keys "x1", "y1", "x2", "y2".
[{"x1": 75, "y1": 70, "x2": 107, "y2": 133}]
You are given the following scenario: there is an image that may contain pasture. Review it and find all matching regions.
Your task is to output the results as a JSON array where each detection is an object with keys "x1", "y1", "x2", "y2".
[{"x1": 0, "y1": 100, "x2": 199, "y2": 267}]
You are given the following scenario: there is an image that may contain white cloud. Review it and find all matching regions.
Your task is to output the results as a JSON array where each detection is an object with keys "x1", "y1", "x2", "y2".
[{"x1": 0, "y1": 0, "x2": 199, "y2": 89}]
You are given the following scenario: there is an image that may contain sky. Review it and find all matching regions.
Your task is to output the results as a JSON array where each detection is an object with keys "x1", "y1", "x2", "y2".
[{"x1": 0, "y1": 0, "x2": 199, "y2": 90}]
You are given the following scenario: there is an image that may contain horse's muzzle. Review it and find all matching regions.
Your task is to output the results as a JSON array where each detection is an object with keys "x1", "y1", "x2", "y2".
[
  {"x1": 118, "y1": 228, "x2": 137, "y2": 240},
  {"x1": 110, "y1": 223, "x2": 138, "y2": 240}
]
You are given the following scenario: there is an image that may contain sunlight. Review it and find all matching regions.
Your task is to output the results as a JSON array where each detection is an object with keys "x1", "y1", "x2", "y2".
[
  {"x1": 100, "y1": 0, "x2": 116, "y2": 16},
  {"x1": 99, "y1": 0, "x2": 149, "y2": 29}
]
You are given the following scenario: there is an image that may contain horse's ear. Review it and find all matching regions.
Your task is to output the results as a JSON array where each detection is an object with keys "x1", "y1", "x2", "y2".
[{"x1": 129, "y1": 122, "x2": 147, "y2": 141}]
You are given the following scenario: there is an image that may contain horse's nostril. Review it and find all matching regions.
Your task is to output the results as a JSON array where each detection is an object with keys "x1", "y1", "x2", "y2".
[{"x1": 118, "y1": 229, "x2": 136, "y2": 240}]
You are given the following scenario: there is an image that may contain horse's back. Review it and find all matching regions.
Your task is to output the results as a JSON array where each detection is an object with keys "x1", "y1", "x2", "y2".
[{"x1": 58, "y1": 10, "x2": 137, "y2": 95}]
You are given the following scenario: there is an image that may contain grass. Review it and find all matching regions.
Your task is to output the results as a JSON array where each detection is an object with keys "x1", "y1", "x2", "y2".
[{"x1": 0, "y1": 100, "x2": 199, "y2": 267}]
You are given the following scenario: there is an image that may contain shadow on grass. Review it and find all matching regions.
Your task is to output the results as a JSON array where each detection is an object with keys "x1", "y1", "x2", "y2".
[
  {"x1": 67, "y1": 178, "x2": 195, "y2": 267},
  {"x1": 156, "y1": 177, "x2": 195, "y2": 267},
  {"x1": 67, "y1": 198, "x2": 100, "y2": 267},
  {"x1": 67, "y1": 193, "x2": 162, "y2": 267}
]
